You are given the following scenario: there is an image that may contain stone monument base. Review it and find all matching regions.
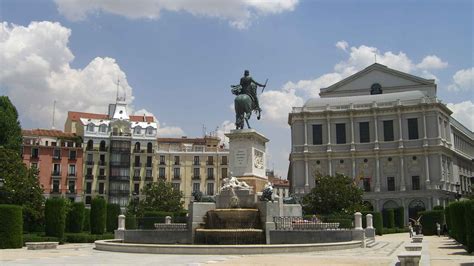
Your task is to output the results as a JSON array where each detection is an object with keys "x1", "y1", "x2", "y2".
[
  {"x1": 216, "y1": 188, "x2": 257, "y2": 209},
  {"x1": 237, "y1": 175, "x2": 268, "y2": 194}
]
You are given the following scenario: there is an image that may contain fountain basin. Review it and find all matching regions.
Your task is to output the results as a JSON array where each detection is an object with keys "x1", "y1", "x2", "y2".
[
  {"x1": 204, "y1": 208, "x2": 261, "y2": 229},
  {"x1": 195, "y1": 228, "x2": 264, "y2": 244}
]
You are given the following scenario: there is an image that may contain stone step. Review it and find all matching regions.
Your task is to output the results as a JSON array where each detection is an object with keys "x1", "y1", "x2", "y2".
[{"x1": 25, "y1": 242, "x2": 59, "y2": 250}]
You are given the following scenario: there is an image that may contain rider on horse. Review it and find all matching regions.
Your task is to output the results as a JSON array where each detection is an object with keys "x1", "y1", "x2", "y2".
[{"x1": 239, "y1": 70, "x2": 265, "y2": 113}]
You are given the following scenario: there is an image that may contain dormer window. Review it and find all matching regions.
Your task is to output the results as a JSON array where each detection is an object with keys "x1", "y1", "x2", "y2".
[
  {"x1": 99, "y1": 124, "x2": 107, "y2": 133},
  {"x1": 87, "y1": 123, "x2": 94, "y2": 132},
  {"x1": 146, "y1": 127, "x2": 154, "y2": 135},
  {"x1": 134, "y1": 126, "x2": 142, "y2": 134},
  {"x1": 370, "y1": 83, "x2": 382, "y2": 95}
]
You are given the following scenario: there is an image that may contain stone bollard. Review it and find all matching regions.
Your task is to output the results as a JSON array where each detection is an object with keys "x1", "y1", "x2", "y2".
[
  {"x1": 118, "y1": 214, "x2": 126, "y2": 230},
  {"x1": 366, "y1": 214, "x2": 373, "y2": 229},
  {"x1": 354, "y1": 212, "x2": 363, "y2": 230},
  {"x1": 165, "y1": 216, "x2": 172, "y2": 224}
]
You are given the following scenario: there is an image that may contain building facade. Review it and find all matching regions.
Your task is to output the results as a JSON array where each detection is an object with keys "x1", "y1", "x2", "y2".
[
  {"x1": 289, "y1": 63, "x2": 473, "y2": 223},
  {"x1": 22, "y1": 129, "x2": 84, "y2": 202}
]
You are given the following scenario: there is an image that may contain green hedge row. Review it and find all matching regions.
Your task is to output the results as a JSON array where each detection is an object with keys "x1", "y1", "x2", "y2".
[
  {"x1": 446, "y1": 200, "x2": 474, "y2": 254},
  {"x1": 395, "y1": 207, "x2": 404, "y2": 228},
  {"x1": 382, "y1": 209, "x2": 395, "y2": 228},
  {"x1": 83, "y1": 208, "x2": 91, "y2": 232},
  {"x1": 106, "y1": 203, "x2": 121, "y2": 233},
  {"x1": 382, "y1": 227, "x2": 409, "y2": 234},
  {"x1": 63, "y1": 233, "x2": 114, "y2": 243},
  {"x1": 419, "y1": 210, "x2": 444, "y2": 235},
  {"x1": 0, "y1": 204, "x2": 23, "y2": 249},
  {"x1": 66, "y1": 202, "x2": 85, "y2": 233},
  {"x1": 90, "y1": 198, "x2": 107, "y2": 234},
  {"x1": 125, "y1": 215, "x2": 137, "y2": 229},
  {"x1": 22, "y1": 233, "x2": 60, "y2": 245},
  {"x1": 45, "y1": 198, "x2": 67, "y2": 238}
]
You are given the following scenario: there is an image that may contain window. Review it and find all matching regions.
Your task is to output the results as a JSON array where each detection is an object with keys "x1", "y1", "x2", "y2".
[
  {"x1": 173, "y1": 168, "x2": 180, "y2": 178},
  {"x1": 86, "y1": 182, "x2": 92, "y2": 194},
  {"x1": 363, "y1": 178, "x2": 371, "y2": 192},
  {"x1": 193, "y1": 183, "x2": 200, "y2": 192},
  {"x1": 193, "y1": 168, "x2": 200, "y2": 178},
  {"x1": 31, "y1": 148, "x2": 39, "y2": 158},
  {"x1": 336, "y1": 123, "x2": 346, "y2": 144},
  {"x1": 160, "y1": 155, "x2": 165, "y2": 165},
  {"x1": 147, "y1": 142, "x2": 153, "y2": 153},
  {"x1": 86, "y1": 167, "x2": 93, "y2": 177},
  {"x1": 53, "y1": 149, "x2": 61, "y2": 159},
  {"x1": 387, "y1": 177, "x2": 395, "y2": 191},
  {"x1": 69, "y1": 150, "x2": 76, "y2": 160},
  {"x1": 99, "y1": 168, "x2": 105, "y2": 177},
  {"x1": 408, "y1": 118, "x2": 419, "y2": 140},
  {"x1": 382, "y1": 120, "x2": 394, "y2": 141},
  {"x1": 207, "y1": 183, "x2": 214, "y2": 195},
  {"x1": 68, "y1": 180, "x2": 75, "y2": 193},
  {"x1": 68, "y1": 165, "x2": 76, "y2": 176},
  {"x1": 359, "y1": 122, "x2": 370, "y2": 143},
  {"x1": 222, "y1": 156, "x2": 228, "y2": 165},
  {"x1": 53, "y1": 164, "x2": 61, "y2": 175},
  {"x1": 99, "y1": 124, "x2": 107, "y2": 133},
  {"x1": 85, "y1": 196, "x2": 92, "y2": 204},
  {"x1": 99, "y1": 154, "x2": 105, "y2": 165},
  {"x1": 51, "y1": 142, "x2": 57, "y2": 147},
  {"x1": 159, "y1": 167, "x2": 165, "y2": 178},
  {"x1": 207, "y1": 156, "x2": 214, "y2": 165},
  {"x1": 194, "y1": 156, "x2": 200, "y2": 165},
  {"x1": 134, "y1": 183, "x2": 140, "y2": 194},
  {"x1": 86, "y1": 140, "x2": 93, "y2": 150},
  {"x1": 146, "y1": 156, "x2": 152, "y2": 167},
  {"x1": 145, "y1": 169, "x2": 152, "y2": 178},
  {"x1": 172, "y1": 183, "x2": 180, "y2": 191},
  {"x1": 412, "y1": 176, "x2": 420, "y2": 190},
  {"x1": 134, "y1": 169, "x2": 140, "y2": 178},
  {"x1": 312, "y1": 124, "x2": 323, "y2": 145},
  {"x1": 52, "y1": 180, "x2": 60, "y2": 193},
  {"x1": 207, "y1": 168, "x2": 214, "y2": 179},
  {"x1": 146, "y1": 127, "x2": 154, "y2": 135},
  {"x1": 99, "y1": 140, "x2": 106, "y2": 151},
  {"x1": 134, "y1": 142, "x2": 140, "y2": 152},
  {"x1": 222, "y1": 168, "x2": 228, "y2": 179},
  {"x1": 134, "y1": 126, "x2": 141, "y2": 134},
  {"x1": 87, "y1": 123, "x2": 94, "y2": 132},
  {"x1": 86, "y1": 153, "x2": 93, "y2": 164},
  {"x1": 98, "y1": 183, "x2": 105, "y2": 194},
  {"x1": 134, "y1": 156, "x2": 140, "y2": 167},
  {"x1": 174, "y1": 156, "x2": 180, "y2": 165}
]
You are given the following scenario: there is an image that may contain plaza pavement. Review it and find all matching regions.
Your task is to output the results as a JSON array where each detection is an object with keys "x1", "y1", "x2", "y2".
[{"x1": 0, "y1": 233, "x2": 472, "y2": 265}]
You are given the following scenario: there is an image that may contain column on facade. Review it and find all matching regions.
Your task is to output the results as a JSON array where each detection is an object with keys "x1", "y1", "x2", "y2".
[
  {"x1": 437, "y1": 115, "x2": 442, "y2": 140},
  {"x1": 446, "y1": 120, "x2": 452, "y2": 145},
  {"x1": 350, "y1": 112, "x2": 355, "y2": 149},
  {"x1": 424, "y1": 152, "x2": 430, "y2": 189},
  {"x1": 304, "y1": 157, "x2": 309, "y2": 190},
  {"x1": 303, "y1": 116, "x2": 308, "y2": 152},
  {"x1": 373, "y1": 113, "x2": 379, "y2": 146},
  {"x1": 400, "y1": 155, "x2": 406, "y2": 191},
  {"x1": 422, "y1": 110, "x2": 428, "y2": 147},
  {"x1": 326, "y1": 114, "x2": 332, "y2": 152},
  {"x1": 375, "y1": 153, "x2": 380, "y2": 192},
  {"x1": 352, "y1": 155, "x2": 356, "y2": 179},
  {"x1": 328, "y1": 156, "x2": 333, "y2": 176},
  {"x1": 439, "y1": 154, "x2": 445, "y2": 182},
  {"x1": 397, "y1": 109, "x2": 403, "y2": 148}
]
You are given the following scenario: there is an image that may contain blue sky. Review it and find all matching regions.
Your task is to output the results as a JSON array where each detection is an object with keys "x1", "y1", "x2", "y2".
[{"x1": 1, "y1": 0, "x2": 473, "y2": 177}]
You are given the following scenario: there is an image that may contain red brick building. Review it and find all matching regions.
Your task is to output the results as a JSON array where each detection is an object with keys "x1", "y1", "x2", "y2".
[{"x1": 22, "y1": 129, "x2": 84, "y2": 202}]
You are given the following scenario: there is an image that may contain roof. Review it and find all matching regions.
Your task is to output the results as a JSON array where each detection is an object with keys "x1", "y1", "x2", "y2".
[
  {"x1": 158, "y1": 137, "x2": 207, "y2": 145},
  {"x1": 304, "y1": 90, "x2": 427, "y2": 108},
  {"x1": 68, "y1": 111, "x2": 154, "y2": 123},
  {"x1": 22, "y1": 129, "x2": 77, "y2": 138}
]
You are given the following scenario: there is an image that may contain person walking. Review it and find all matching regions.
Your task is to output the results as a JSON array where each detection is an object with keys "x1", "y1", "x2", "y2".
[
  {"x1": 436, "y1": 222, "x2": 441, "y2": 237},
  {"x1": 408, "y1": 222, "x2": 413, "y2": 238}
]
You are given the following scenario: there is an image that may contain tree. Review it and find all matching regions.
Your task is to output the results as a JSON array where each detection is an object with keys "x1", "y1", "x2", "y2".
[
  {"x1": 302, "y1": 173, "x2": 364, "y2": 215},
  {"x1": 137, "y1": 180, "x2": 184, "y2": 214},
  {"x1": 0, "y1": 96, "x2": 22, "y2": 152},
  {"x1": 0, "y1": 147, "x2": 44, "y2": 231}
]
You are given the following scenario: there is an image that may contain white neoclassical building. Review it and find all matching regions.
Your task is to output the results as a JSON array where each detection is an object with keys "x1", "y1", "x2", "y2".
[{"x1": 288, "y1": 63, "x2": 473, "y2": 223}]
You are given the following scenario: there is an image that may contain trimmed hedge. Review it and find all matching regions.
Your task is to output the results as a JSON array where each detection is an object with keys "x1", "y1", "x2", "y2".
[
  {"x1": 419, "y1": 210, "x2": 444, "y2": 235},
  {"x1": 139, "y1": 211, "x2": 174, "y2": 229},
  {"x1": 45, "y1": 198, "x2": 67, "y2": 238},
  {"x1": 445, "y1": 205, "x2": 452, "y2": 235},
  {"x1": 395, "y1": 207, "x2": 404, "y2": 228},
  {"x1": 382, "y1": 227, "x2": 410, "y2": 234},
  {"x1": 125, "y1": 215, "x2": 137, "y2": 229},
  {"x1": 465, "y1": 200, "x2": 474, "y2": 253},
  {"x1": 83, "y1": 208, "x2": 91, "y2": 232},
  {"x1": 0, "y1": 204, "x2": 23, "y2": 248},
  {"x1": 106, "y1": 203, "x2": 121, "y2": 233},
  {"x1": 64, "y1": 233, "x2": 114, "y2": 243},
  {"x1": 90, "y1": 198, "x2": 107, "y2": 234},
  {"x1": 449, "y1": 201, "x2": 467, "y2": 245},
  {"x1": 361, "y1": 211, "x2": 383, "y2": 235},
  {"x1": 23, "y1": 233, "x2": 59, "y2": 245},
  {"x1": 433, "y1": 205, "x2": 444, "y2": 211},
  {"x1": 67, "y1": 202, "x2": 85, "y2": 233},
  {"x1": 382, "y1": 209, "x2": 395, "y2": 228}
]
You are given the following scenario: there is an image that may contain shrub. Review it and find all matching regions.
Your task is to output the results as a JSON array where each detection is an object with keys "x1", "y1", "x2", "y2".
[
  {"x1": 139, "y1": 211, "x2": 174, "y2": 229},
  {"x1": 433, "y1": 205, "x2": 444, "y2": 211},
  {"x1": 90, "y1": 198, "x2": 107, "y2": 234},
  {"x1": 420, "y1": 210, "x2": 444, "y2": 235},
  {"x1": 22, "y1": 233, "x2": 60, "y2": 245},
  {"x1": 382, "y1": 209, "x2": 395, "y2": 228},
  {"x1": 125, "y1": 215, "x2": 137, "y2": 229},
  {"x1": 395, "y1": 207, "x2": 404, "y2": 228},
  {"x1": 106, "y1": 203, "x2": 121, "y2": 233},
  {"x1": 464, "y1": 200, "x2": 474, "y2": 253},
  {"x1": 450, "y1": 201, "x2": 467, "y2": 244},
  {"x1": 64, "y1": 233, "x2": 114, "y2": 243},
  {"x1": 326, "y1": 218, "x2": 352, "y2": 228},
  {"x1": 0, "y1": 204, "x2": 23, "y2": 248},
  {"x1": 45, "y1": 198, "x2": 67, "y2": 238},
  {"x1": 445, "y1": 205, "x2": 452, "y2": 235},
  {"x1": 382, "y1": 227, "x2": 410, "y2": 234},
  {"x1": 83, "y1": 208, "x2": 91, "y2": 232},
  {"x1": 67, "y1": 202, "x2": 85, "y2": 233}
]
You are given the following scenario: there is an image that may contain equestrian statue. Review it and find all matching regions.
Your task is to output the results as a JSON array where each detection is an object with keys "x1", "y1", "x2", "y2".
[{"x1": 231, "y1": 70, "x2": 267, "y2": 129}]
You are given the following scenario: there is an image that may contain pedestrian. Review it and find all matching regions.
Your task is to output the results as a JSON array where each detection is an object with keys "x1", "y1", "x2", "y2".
[
  {"x1": 436, "y1": 222, "x2": 441, "y2": 237},
  {"x1": 408, "y1": 222, "x2": 413, "y2": 238}
]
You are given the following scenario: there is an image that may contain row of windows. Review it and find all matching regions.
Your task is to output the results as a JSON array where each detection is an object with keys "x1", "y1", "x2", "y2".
[
  {"x1": 30, "y1": 148, "x2": 77, "y2": 160},
  {"x1": 159, "y1": 155, "x2": 228, "y2": 165},
  {"x1": 311, "y1": 118, "x2": 419, "y2": 145},
  {"x1": 51, "y1": 179, "x2": 77, "y2": 194},
  {"x1": 362, "y1": 176, "x2": 420, "y2": 192}
]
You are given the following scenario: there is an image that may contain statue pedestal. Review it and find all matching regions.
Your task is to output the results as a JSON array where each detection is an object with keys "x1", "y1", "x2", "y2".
[{"x1": 225, "y1": 129, "x2": 269, "y2": 193}]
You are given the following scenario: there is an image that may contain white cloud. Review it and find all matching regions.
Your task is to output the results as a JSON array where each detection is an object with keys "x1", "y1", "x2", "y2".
[
  {"x1": 54, "y1": 0, "x2": 299, "y2": 29},
  {"x1": 260, "y1": 88, "x2": 303, "y2": 127},
  {"x1": 216, "y1": 120, "x2": 235, "y2": 148},
  {"x1": 0, "y1": 21, "x2": 137, "y2": 129},
  {"x1": 417, "y1": 55, "x2": 448, "y2": 70},
  {"x1": 448, "y1": 67, "x2": 474, "y2": 92},
  {"x1": 447, "y1": 101, "x2": 474, "y2": 131},
  {"x1": 335, "y1": 40, "x2": 348, "y2": 52}
]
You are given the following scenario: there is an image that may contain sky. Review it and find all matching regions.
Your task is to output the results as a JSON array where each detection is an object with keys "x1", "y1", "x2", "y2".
[{"x1": 1, "y1": 0, "x2": 473, "y2": 178}]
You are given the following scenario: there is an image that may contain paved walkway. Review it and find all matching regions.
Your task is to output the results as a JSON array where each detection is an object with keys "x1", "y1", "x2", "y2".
[{"x1": 0, "y1": 233, "x2": 472, "y2": 265}]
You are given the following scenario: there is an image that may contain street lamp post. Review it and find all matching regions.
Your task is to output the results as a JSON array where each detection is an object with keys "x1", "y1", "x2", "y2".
[{"x1": 455, "y1": 182, "x2": 461, "y2": 201}]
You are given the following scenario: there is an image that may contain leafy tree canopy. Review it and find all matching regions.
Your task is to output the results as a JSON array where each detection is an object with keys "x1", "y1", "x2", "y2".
[
  {"x1": 0, "y1": 96, "x2": 22, "y2": 151},
  {"x1": 129, "y1": 180, "x2": 184, "y2": 216},
  {"x1": 302, "y1": 173, "x2": 365, "y2": 215}
]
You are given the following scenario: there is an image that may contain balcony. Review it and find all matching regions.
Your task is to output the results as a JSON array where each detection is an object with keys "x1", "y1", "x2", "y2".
[
  {"x1": 30, "y1": 154, "x2": 39, "y2": 160},
  {"x1": 146, "y1": 163, "x2": 153, "y2": 168},
  {"x1": 66, "y1": 189, "x2": 76, "y2": 195},
  {"x1": 51, "y1": 171, "x2": 61, "y2": 177},
  {"x1": 192, "y1": 175, "x2": 200, "y2": 180},
  {"x1": 145, "y1": 176, "x2": 153, "y2": 181},
  {"x1": 133, "y1": 149, "x2": 143, "y2": 153},
  {"x1": 206, "y1": 161, "x2": 214, "y2": 166},
  {"x1": 50, "y1": 190, "x2": 61, "y2": 194},
  {"x1": 86, "y1": 146, "x2": 94, "y2": 151},
  {"x1": 159, "y1": 161, "x2": 166, "y2": 165},
  {"x1": 207, "y1": 175, "x2": 214, "y2": 180},
  {"x1": 86, "y1": 161, "x2": 94, "y2": 165},
  {"x1": 221, "y1": 161, "x2": 228, "y2": 166},
  {"x1": 98, "y1": 161, "x2": 107, "y2": 167},
  {"x1": 159, "y1": 175, "x2": 166, "y2": 180},
  {"x1": 134, "y1": 162, "x2": 142, "y2": 168},
  {"x1": 133, "y1": 175, "x2": 141, "y2": 181},
  {"x1": 68, "y1": 156, "x2": 77, "y2": 161},
  {"x1": 94, "y1": 189, "x2": 106, "y2": 195},
  {"x1": 108, "y1": 189, "x2": 129, "y2": 196},
  {"x1": 98, "y1": 175, "x2": 106, "y2": 180},
  {"x1": 174, "y1": 162, "x2": 180, "y2": 166},
  {"x1": 146, "y1": 149, "x2": 154, "y2": 154},
  {"x1": 110, "y1": 162, "x2": 130, "y2": 167},
  {"x1": 99, "y1": 146, "x2": 108, "y2": 152},
  {"x1": 173, "y1": 175, "x2": 180, "y2": 180},
  {"x1": 85, "y1": 174, "x2": 93, "y2": 180},
  {"x1": 53, "y1": 155, "x2": 61, "y2": 161},
  {"x1": 193, "y1": 161, "x2": 200, "y2": 166},
  {"x1": 68, "y1": 172, "x2": 76, "y2": 178}
]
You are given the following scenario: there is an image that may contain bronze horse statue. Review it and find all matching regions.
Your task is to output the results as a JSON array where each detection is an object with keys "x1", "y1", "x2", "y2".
[{"x1": 232, "y1": 84, "x2": 261, "y2": 129}]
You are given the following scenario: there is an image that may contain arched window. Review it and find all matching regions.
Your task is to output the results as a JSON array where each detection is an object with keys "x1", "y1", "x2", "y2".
[
  {"x1": 134, "y1": 142, "x2": 140, "y2": 152},
  {"x1": 99, "y1": 140, "x2": 106, "y2": 151},
  {"x1": 146, "y1": 126, "x2": 154, "y2": 135},
  {"x1": 408, "y1": 200, "x2": 425, "y2": 220},
  {"x1": 99, "y1": 124, "x2": 107, "y2": 133},
  {"x1": 134, "y1": 126, "x2": 142, "y2": 135},
  {"x1": 87, "y1": 123, "x2": 94, "y2": 132},
  {"x1": 86, "y1": 140, "x2": 93, "y2": 151},
  {"x1": 382, "y1": 200, "x2": 398, "y2": 210},
  {"x1": 147, "y1": 142, "x2": 153, "y2": 153}
]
